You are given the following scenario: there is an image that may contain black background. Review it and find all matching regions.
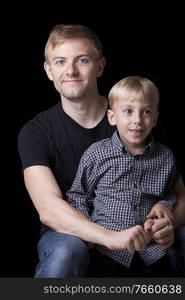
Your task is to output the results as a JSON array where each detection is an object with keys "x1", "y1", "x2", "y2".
[{"x1": 1, "y1": 4, "x2": 184, "y2": 277}]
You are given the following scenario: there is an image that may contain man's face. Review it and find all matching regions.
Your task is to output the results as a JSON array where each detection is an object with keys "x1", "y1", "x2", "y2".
[{"x1": 44, "y1": 38, "x2": 105, "y2": 101}]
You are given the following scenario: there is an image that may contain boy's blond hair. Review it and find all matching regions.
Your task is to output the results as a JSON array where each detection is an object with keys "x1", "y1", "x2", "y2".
[
  {"x1": 44, "y1": 24, "x2": 103, "y2": 62},
  {"x1": 108, "y1": 76, "x2": 159, "y2": 110}
]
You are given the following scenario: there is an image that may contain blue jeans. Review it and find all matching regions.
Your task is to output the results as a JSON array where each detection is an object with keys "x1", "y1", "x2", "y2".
[
  {"x1": 168, "y1": 226, "x2": 185, "y2": 275},
  {"x1": 34, "y1": 230, "x2": 89, "y2": 278}
]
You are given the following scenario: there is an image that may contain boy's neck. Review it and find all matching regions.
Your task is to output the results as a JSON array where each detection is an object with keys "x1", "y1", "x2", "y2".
[
  {"x1": 128, "y1": 147, "x2": 144, "y2": 155},
  {"x1": 120, "y1": 136, "x2": 147, "y2": 155},
  {"x1": 123, "y1": 136, "x2": 152, "y2": 155}
]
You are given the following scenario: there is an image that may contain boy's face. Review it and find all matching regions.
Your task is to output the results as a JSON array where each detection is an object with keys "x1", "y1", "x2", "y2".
[
  {"x1": 108, "y1": 97, "x2": 158, "y2": 154},
  {"x1": 44, "y1": 38, "x2": 105, "y2": 101}
]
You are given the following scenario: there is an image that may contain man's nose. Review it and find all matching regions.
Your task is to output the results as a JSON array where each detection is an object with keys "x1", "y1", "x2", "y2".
[{"x1": 65, "y1": 61, "x2": 79, "y2": 76}]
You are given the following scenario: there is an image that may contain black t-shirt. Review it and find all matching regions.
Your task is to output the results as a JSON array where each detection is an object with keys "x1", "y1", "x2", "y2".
[{"x1": 18, "y1": 101, "x2": 115, "y2": 231}]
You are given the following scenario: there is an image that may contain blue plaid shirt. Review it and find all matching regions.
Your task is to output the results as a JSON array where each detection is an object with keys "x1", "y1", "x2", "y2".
[{"x1": 67, "y1": 131, "x2": 178, "y2": 267}]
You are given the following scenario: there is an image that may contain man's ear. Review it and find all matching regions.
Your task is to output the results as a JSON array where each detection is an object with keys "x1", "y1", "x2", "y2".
[
  {"x1": 44, "y1": 61, "x2": 53, "y2": 81},
  {"x1": 107, "y1": 108, "x2": 116, "y2": 126},
  {"x1": 153, "y1": 111, "x2": 159, "y2": 127},
  {"x1": 97, "y1": 57, "x2": 106, "y2": 78}
]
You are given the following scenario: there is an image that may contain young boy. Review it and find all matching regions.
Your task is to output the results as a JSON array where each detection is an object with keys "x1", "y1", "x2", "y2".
[{"x1": 66, "y1": 76, "x2": 178, "y2": 277}]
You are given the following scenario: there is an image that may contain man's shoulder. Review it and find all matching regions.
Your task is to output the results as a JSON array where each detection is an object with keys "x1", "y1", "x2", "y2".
[
  {"x1": 20, "y1": 103, "x2": 60, "y2": 130},
  {"x1": 18, "y1": 103, "x2": 61, "y2": 144},
  {"x1": 30, "y1": 103, "x2": 60, "y2": 123}
]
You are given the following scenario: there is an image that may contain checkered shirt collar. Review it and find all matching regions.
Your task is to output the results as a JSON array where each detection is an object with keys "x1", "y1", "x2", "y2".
[{"x1": 111, "y1": 130, "x2": 154, "y2": 156}]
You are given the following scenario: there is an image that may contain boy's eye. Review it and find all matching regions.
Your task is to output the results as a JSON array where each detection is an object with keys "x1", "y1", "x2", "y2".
[
  {"x1": 143, "y1": 110, "x2": 151, "y2": 115},
  {"x1": 123, "y1": 109, "x2": 132, "y2": 114}
]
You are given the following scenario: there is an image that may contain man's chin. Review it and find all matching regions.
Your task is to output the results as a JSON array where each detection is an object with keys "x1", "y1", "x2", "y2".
[{"x1": 62, "y1": 92, "x2": 86, "y2": 101}]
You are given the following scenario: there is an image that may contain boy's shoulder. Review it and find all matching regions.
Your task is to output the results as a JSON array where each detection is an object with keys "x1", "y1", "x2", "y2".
[
  {"x1": 87, "y1": 137, "x2": 112, "y2": 152},
  {"x1": 153, "y1": 140, "x2": 175, "y2": 158},
  {"x1": 154, "y1": 140, "x2": 172, "y2": 151},
  {"x1": 82, "y1": 137, "x2": 113, "y2": 160}
]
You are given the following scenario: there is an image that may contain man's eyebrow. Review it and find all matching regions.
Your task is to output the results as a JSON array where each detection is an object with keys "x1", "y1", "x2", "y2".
[
  {"x1": 52, "y1": 54, "x2": 93, "y2": 62},
  {"x1": 52, "y1": 56, "x2": 64, "y2": 61}
]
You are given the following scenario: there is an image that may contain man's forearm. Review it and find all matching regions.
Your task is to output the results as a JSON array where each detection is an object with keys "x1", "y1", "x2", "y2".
[
  {"x1": 41, "y1": 196, "x2": 149, "y2": 251},
  {"x1": 173, "y1": 201, "x2": 185, "y2": 228},
  {"x1": 24, "y1": 166, "x2": 112, "y2": 247},
  {"x1": 40, "y1": 196, "x2": 114, "y2": 247},
  {"x1": 173, "y1": 178, "x2": 185, "y2": 228}
]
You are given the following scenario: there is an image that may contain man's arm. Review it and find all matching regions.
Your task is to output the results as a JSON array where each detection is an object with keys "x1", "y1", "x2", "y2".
[
  {"x1": 24, "y1": 165, "x2": 108, "y2": 242},
  {"x1": 25, "y1": 165, "x2": 151, "y2": 251},
  {"x1": 173, "y1": 177, "x2": 185, "y2": 228}
]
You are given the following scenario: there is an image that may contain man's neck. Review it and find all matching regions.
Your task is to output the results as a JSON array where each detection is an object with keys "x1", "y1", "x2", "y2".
[{"x1": 61, "y1": 95, "x2": 108, "y2": 128}]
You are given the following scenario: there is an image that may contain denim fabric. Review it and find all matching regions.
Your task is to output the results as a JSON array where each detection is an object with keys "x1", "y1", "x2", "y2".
[
  {"x1": 34, "y1": 230, "x2": 89, "y2": 278},
  {"x1": 168, "y1": 226, "x2": 185, "y2": 275}
]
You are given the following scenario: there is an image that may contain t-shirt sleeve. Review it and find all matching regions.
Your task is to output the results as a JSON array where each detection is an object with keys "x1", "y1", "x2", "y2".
[{"x1": 17, "y1": 122, "x2": 51, "y2": 170}]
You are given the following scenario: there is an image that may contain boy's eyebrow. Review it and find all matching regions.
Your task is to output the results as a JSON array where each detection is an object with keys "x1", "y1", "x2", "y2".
[
  {"x1": 120, "y1": 103, "x2": 154, "y2": 109},
  {"x1": 120, "y1": 103, "x2": 134, "y2": 108}
]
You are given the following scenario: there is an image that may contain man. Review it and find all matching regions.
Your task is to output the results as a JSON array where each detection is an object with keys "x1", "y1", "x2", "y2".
[{"x1": 18, "y1": 24, "x2": 185, "y2": 277}]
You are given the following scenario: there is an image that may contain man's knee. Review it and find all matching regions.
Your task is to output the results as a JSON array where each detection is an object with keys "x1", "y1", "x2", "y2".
[
  {"x1": 52, "y1": 233, "x2": 89, "y2": 262},
  {"x1": 36, "y1": 231, "x2": 89, "y2": 277}
]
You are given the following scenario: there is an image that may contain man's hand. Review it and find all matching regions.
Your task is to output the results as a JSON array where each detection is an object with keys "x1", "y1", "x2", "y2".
[{"x1": 105, "y1": 225, "x2": 151, "y2": 253}]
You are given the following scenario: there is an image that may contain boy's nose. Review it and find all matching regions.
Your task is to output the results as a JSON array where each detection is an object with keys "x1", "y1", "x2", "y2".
[{"x1": 132, "y1": 112, "x2": 142, "y2": 124}]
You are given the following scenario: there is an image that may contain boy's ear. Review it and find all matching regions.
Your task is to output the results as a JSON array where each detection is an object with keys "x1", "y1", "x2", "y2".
[
  {"x1": 44, "y1": 61, "x2": 53, "y2": 81},
  {"x1": 97, "y1": 57, "x2": 106, "y2": 78},
  {"x1": 107, "y1": 109, "x2": 116, "y2": 126},
  {"x1": 153, "y1": 111, "x2": 159, "y2": 127}
]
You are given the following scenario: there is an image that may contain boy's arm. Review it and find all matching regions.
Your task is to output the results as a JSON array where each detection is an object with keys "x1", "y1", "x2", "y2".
[
  {"x1": 145, "y1": 175, "x2": 185, "y2": 226},
  {"x1": 156, "y1": 151, "x2": 179, "y2": 210},
  {"x1": 157, "y1": 172, "x2": 178, "y2": 210},
  {"x1": 66, "y1": 151, "x2": 97, "y2": 219},
  {"x1": 66, "y1": 152, "x2": 152, "y2": 252},
  {"x1": 144, "y1": 177, "x2": 185, "y2": 248},
  {"x1": 144, "y1": 156, "x2": 178, "y2": 245}
]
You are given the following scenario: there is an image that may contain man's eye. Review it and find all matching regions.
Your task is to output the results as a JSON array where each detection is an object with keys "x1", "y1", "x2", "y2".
[
  {"x1": 56, "y1": 59, "x2": 65, "y2": 65},
  {"x1": 78, "y1": 57, "x2": 89, "y2": 64}
]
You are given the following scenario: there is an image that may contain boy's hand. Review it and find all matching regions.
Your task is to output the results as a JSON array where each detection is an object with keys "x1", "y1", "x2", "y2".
[
  {"x1": 144, "y1": 203, "x2": 174, "y2": 233},
  {"x1": 146, "y1": 203, "x2": 174, "y2": 222},
  {"x1": 149, "y1": 218, "x2": 174, "y2": 248},
  {"x1": 143, "y1": 204, "x2": 174, "y2": 248}
]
